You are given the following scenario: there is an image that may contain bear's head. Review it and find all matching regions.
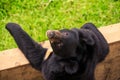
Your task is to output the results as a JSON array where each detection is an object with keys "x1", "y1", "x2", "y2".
[
  {"x1": 46, "y1": 28, "x2": 95, "y2": 59},
  {"x1": 47, "y1": 29, "x2": 79, "y2": 58}
]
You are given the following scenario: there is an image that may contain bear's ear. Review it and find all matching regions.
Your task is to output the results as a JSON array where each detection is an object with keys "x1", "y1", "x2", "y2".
[
  {"x1": 81, "y1": 23, "x2": 109, "y2": 62},
  {"x1": 78, "y1": 29, "x2": 95, "y2": 46}
]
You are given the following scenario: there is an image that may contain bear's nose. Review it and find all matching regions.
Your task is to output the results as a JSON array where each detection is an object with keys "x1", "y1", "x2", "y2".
[{"x1": 47, "y1": 30, "x2": 55, "y2": 39}]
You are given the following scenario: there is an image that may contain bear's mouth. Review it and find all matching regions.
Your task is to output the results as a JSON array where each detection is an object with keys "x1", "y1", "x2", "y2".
[{"x1": 46, "y1": 30, "x2": 64, "y2": 49}]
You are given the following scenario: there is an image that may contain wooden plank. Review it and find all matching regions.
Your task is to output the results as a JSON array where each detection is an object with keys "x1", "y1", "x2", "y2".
[
  {"x1": 99, "y1": 23, "x2": 120, "y2": 44},
  {"x1": 0, "y1": 48, "x2": 29, "y2": 71}
]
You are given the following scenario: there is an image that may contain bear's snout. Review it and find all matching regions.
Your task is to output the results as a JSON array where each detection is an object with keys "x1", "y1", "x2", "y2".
[
  {"x1": 47, "y1": 30, "x2": 56, "y2": 39},
  {"x1": 47, "y1": 30, "x2": 62, "y2": 39}
]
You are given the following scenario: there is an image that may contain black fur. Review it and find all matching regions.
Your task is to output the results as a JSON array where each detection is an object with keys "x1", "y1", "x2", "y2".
[{"x1": 6, "y1": 23, "x2": 109, "y2": 80}]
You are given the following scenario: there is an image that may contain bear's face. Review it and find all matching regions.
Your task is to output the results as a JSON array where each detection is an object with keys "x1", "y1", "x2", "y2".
[{"x1": 47, "y1": 29, "x2": 79, "y2": 58}]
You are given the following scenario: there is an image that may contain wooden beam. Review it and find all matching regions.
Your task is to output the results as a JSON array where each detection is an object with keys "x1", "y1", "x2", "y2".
[{"x1": 99, "y1": 23, "x2": 120, "y2": 44}]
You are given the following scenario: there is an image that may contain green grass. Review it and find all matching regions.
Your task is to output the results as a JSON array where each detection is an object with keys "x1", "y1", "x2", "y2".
[{"x1": 0, "y1": 0, "x2": 120, "y2": 51}]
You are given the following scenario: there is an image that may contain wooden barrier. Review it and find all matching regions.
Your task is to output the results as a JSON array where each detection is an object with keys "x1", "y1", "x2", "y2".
[{"x1": 0, "y1": 23, "x2": 120, "y2": 80}]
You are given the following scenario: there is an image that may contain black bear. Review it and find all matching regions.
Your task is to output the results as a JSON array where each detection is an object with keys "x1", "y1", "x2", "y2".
[{"x1": 6, "y1": 23, "x2": 109, "y2": 80}]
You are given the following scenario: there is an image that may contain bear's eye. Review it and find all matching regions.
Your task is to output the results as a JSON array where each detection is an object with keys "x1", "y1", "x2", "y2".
[{"x1": 63, "y1": 32, "x2": 69, "y2": 36}]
